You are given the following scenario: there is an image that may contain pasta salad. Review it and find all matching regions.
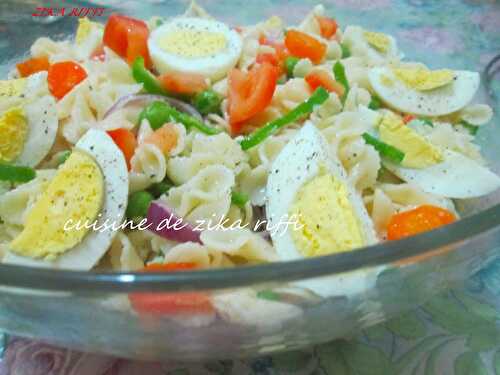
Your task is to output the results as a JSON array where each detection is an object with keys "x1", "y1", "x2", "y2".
[{"x1": 0, "y1": 1, "x2": 497, "y2": 286}]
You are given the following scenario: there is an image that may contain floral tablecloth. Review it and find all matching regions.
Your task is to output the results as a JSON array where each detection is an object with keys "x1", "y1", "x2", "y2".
[{"x1": 0, "y1": 0, "x2": 499, "y2": 373}]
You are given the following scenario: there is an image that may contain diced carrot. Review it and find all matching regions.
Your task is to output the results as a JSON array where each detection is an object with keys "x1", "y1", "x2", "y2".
[
  {"x1": 142, "y1": 262, "x2": 197, "y2": 272},
  {"x1": 16, "y1": 56, "x2": 50, "y2": 77},
  {"x1": 129, "y1": 292, "x2": 214, "y2": 315},
  {"x1": 106, "y1": 128, "x2": 137, "y2": 170},
  {"x1": 305, "y1": 70, "x2": 345, "y2": 96},
  {"x1": 47, "y1": 61, "x2": 87, "y2": 100},
  {"x1": 256, "y1": 52, "x2": 280, "y2": 67},
  {"x1": 143, "y1": 124, "x2": 178, "y2": 155},
  {"x1": 129, "y1": 262, "x2": 215, "y2": 315},
  {"x1": 387, "y1": 205, "x2": 456, "y2": 241},
  {"x1": 258, "y1": 34, "x2": 268, "y2": 45},
  {"x1": 315, "y1": 15, "x2": 338, "y2": 39},
  {"x1": 256, "y1": 38, "x2": 289, "y2": 76},
  {"x1": 403, "y1": 114, "x2": 415, "y2": 124},
  {"x1": 158, "y1": 72, "x2": 207, "y2": 95},
  {"x1": 284, "y1": 30, "x2": 326, "y2": 64}
]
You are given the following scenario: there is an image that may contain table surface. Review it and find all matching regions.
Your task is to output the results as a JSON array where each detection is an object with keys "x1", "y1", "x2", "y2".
[{"x1": 0, "y1": 0, "x2": 499, "y2": 373}]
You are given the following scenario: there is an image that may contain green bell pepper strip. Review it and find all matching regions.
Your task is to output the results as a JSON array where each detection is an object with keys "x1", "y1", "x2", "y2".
[
  {"x1": 333, "y1": 61, "x2": 349, "y2": 103},
  {"x1": 138, "y1": 101, "x2": 171, "y2": 130},
  {"x1": 285, "y1": 56, "x2": 300, "y2": 78},
  {"x1": 166, "y1": 105, "x2": 220, "y2": 135},
  {"x1": 459, "y1": 120, "x2": 478, "y2": 135},
  {"x1": 132, "y1": 57, "x2": 168, "y2": 96},
  {"x1": 239, "y1": 87, "x2": 329, "y2": 151},
  {"x1": 362, "y1": 133, "x2": 405, "y2": 164},
  {"x1": 0, "y1": 163, "x2": 36, "y2": 183},
  {"x1": 192, "y1": 89, "x2": 222, "y2": 115},
  {"x1": 139, "y1": 101, "x2": 220, "y2": 135},
  {"x1": 368, "y1": 95, "x2": 382, "y2": 110},
  {"x1": 419, "y1": 117, "x2": 434, "y2": 127},
  {"x1": 231, "y1": 191, "x2": 250, "y2": 208}
]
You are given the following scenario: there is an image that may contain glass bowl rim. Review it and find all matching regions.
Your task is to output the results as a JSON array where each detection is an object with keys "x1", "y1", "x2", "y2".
[{"x1": 0, "y1": 201, "x2": 498, "y2": 293}]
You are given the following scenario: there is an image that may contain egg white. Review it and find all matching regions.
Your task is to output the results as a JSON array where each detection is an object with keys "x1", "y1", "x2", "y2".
[
  {"x1": 16, "y1": 95, "x2": 58, "y2": 167},
  {"x1": 0, "y1": 72, "x2": 58, "y2": 168},
  {"x1": 148, "y1": 17, "x2": 242, "y2": 81},
  {"x1": 369, "y1": 67, "x2": 480, "y2": 117},
  {"x1": 266, "y1": 122, "x2": 379, "y2": 297},
  {"x1": 384, "y1": 149, "x2": 500, "y2": 199},
  {"x1": 4, "y1": 129, "x2": 129, "y2": 270},
  {"x1": 342, "y1": 26, "x2": 402, "y2": 65}
]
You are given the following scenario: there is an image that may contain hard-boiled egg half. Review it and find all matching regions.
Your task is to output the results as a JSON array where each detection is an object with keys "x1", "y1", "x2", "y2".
[
  {"x1": 376, "y1": 113, "x2": 500, "y2": 198},
  {"x1": 148, "y1": 17, "x2": 242, "y2": 81},
  {"x1": 75, "y1": 17, "x2": 104, "y2": 60},
  {"x1": 266, "y1": 122, "x2": 378, "y2": 297},
  {"x1": 342, "y1": 26, "x2": 401, "y2": 64},
  {"x1": 4, "y1": 129, "x2": 128, "y2": 270},
  {"x1": 369, "y1": 66, "x2": 479, "y2": 116},
  {"x1": 0, "y1": 72, "x2": 58, "y2": 167}
]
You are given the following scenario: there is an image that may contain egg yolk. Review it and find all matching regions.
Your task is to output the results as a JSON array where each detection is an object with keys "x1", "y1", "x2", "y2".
[
  {"x1": 0, "y1": 107, "x2": 28, "y2": 162},
  {"x1": 363, "y1": 31, "x2": 390, "y2": 53},
  {"x1": 0, "y1": 78, "x2": 26, "y2": 98},
  {"x1": 289, "y1": 173, "x2": 365, "y2": 257},
  {"x1": 379, "y1": 113, "x2": 443, "y2": 169},
  {"x1": 76, "y1": 17, "x2": 101, "y2": 45},
  {"x1": 10, "y1": 151, "x2": 104, "y2": 260},
  {"x1": 159, "y1": 29, "x2": 227, "y2": 58},
  {"x1": 392, "y1": 68, "x2": 455, "y2": 91}
]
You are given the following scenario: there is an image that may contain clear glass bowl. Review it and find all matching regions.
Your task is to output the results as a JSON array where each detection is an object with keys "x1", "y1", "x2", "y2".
[{"x1": 0, "y1": 0, "x2": 499, "y2": 361}]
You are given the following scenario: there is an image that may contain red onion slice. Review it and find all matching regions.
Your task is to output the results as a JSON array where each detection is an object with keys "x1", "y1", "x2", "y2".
[
  {"x1": 147, "y1": 200, "x2": 202, "y2": 244},
  {"x1": 103, "y1": 94, "x2": 203, "y2": 121}
]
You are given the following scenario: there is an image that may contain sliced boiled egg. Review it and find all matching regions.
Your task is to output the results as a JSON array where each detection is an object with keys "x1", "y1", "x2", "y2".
[
  {"x1": 75, "y1": 17, "x2": 104, "y2": 59},
  {"x1": 148, "y1": 17, "x2": 242, "y2": 81},
  {"x1": 369, "y1": 66, "x2": 479, "y2": 116},
  {"x1": 378, "y1": 112, "x2": 443, "y2": 169},
  {"x1": 342, "y1": 26, "x2": 401, "y2": 64},
  {"x1": 9, "y1": 151, "x2": 104, "y2": 259},
  {"x1": 376, "y1": 113, "x2": 500, "y2": 198},
  {"x1": 4, "y1": 129, "x2": 128, "y2": 270},
  {"x1": 266, "y1": 122, "x2": 378, "y2": 297},
  {"x1": 384, "y1": 149, "x2": 500, "y2": 199},
  {"x1": 0, "y1": 72, "x2": 58, "y2": 167}
]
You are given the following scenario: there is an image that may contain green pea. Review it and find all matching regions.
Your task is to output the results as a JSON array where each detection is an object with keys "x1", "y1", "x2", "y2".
[
  {"x1": 192, "y1": 89, "x2": 222, "y2": 115},
  {"x1": 285, "y1": 56, "x2": 300, "y2": 78},
  {"x1": 138, "y1": 101, "x2": 173, "y2": 130},
  {"x1": 340, "y1": 43, "x2": 351, "y2": 58},
  {"x1": 231, "y1": 191, "x2": 250, "y2": 208},
  {"x1": 148, "y1": 180, "x2": 173, "y2": 198},
  {"x1": 126, "y1": 191, "x2": 154, "y2": 221}
]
